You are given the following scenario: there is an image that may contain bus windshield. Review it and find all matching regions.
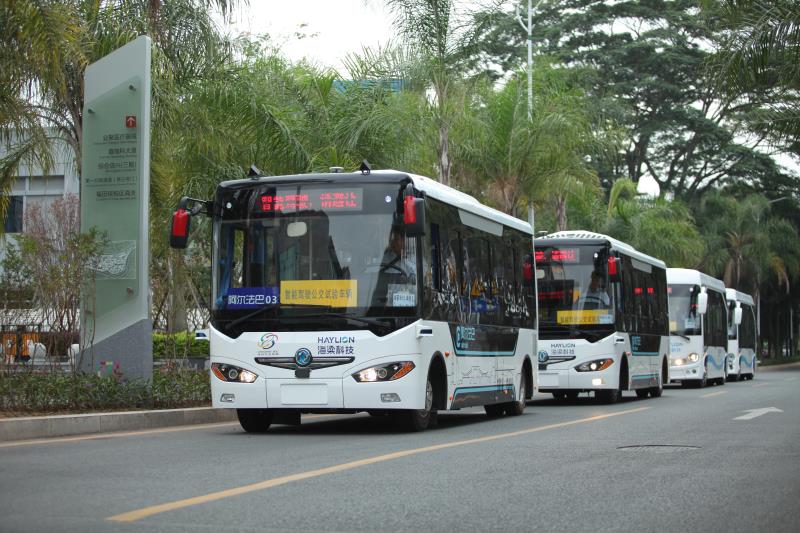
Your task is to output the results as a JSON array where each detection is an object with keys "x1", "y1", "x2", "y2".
[
  {"x1": 212, "y1": 182, "x2": 418, "y2": 329},
  {"x1": 535, "y1": 244, "x2": 615, "y2": 329},
  {"x1": 668, "y1": 284, "x2": 701, "y2": 336}
]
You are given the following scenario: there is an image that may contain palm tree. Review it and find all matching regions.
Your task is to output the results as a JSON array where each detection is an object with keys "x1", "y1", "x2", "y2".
[
  {"x1": 0, "y1": 0, "x2": 238, "y2": 229},
  {"x1": 383, "y1": 0, "x2": 495, "y2": 186}
]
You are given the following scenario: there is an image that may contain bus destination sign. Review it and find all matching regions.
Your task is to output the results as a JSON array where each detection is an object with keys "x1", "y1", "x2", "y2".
[{"x1": 259, "y1": 188, "x2": 363, "y2": 213}]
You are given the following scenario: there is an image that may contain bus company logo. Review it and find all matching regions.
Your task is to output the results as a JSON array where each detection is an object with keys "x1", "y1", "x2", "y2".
[
  {"x1": 294, "y1": 348, "x2": 313, "y2": 367},
  {"x1": 455, "y1": 326, "x2": 476, "y2": 350},
  {"x1": 538, "y1": 350, "x2": 550, "y2": 363},
  {"x1": 258, "y1": 333, "x2": 278, "y2": 350}
]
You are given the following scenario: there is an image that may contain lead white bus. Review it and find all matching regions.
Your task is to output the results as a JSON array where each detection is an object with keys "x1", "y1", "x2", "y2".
[
  {"x1": 534, "y1": 231, "x2": 669, "y2": 403},
  {"x1": 170, "y1": 168, "x2": 536, "y2": 432},
  {"x1": 725, "y1": 288, "x2": 757, "y2": 381},
  {"x1": 667, "y1": 268, "x2": 728, "y2": 387}
]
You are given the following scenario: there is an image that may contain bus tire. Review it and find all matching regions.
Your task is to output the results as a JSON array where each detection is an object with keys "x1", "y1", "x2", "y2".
[
  {"x1": 237, "y1": 409, "x2": 273, "y2": 433},
  {"x1": 699, "y1": 361, "x2": 708, "y2": 388},
  {"x1": 635, "y1": 389, "x2": 649, "y2": 399},
  {"x1": 485, "y1": 404, "x2": 504, "y2": 417},
  {"x1": 504, "y1": 373, "x2": 527, "y2": 416},
  {"x1": 398, "y1": 378, "x2": 435, "y2": 431},
  {"x1": 596, "y1": 388, "x2": 621, "y2": 404}
]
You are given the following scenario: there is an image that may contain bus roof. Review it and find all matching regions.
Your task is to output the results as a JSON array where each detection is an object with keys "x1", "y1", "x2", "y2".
[
  {"x1": 536, "y1": 230, "x2": 666, "y2": 269},
  {"x1": 725, "y1": 288, "x2": 755, "y2": 306},
  {"x1": 667, "y1": 268, "x2": 726, "y2": 293},
  {"x1": 217, "y1": 169, "x2": 533, "y2": 235}
]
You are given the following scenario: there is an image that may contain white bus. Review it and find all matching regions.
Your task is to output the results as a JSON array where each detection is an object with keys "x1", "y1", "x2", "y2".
[
  {"x1": 725, "y1": 288, "x2": 757, "y2": 381},
  {"x1": 534, "y1": 231, "x2": 669, "y2": 403},
  {"x1": 170, "y1": 168, "x2": 536, "y2": 432},
  {"x1": 667, "y1": 268, "x2": 728, "y2": 387}
]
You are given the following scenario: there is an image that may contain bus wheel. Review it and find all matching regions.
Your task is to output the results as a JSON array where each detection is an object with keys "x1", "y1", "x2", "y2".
[
  {"x1": 596, "y1": 388, "x2": 621, "y2": 404},
  {"x1": 485, "y1": 404, "x2": 504, "y2": 417},
  {"x1": 699, "y1": 362, "x2": 708, "y2": 388},
  {"x1": 237, "y1": 409, "x2": 273, "y2": 433},
  {"x1": 635, "y1": 389, "x2": 649, "y2": 399},
  {"x1": 399, "y1": 379, "x2": 436, "y2": 431},
  {"x1": 504, "y1": 373, "x2": 527, "y2": 416}
]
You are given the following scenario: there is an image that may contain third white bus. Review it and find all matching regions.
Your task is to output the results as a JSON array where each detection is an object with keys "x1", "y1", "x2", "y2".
[{"x1": 725, "y1": 288, "x2": 757, "y2": 381}]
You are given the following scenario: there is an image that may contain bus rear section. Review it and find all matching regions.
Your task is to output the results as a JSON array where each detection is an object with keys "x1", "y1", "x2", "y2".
[
  {"x1": 535, "y1": 231, "x2": 669, "y2": 403},
  {"x1": 667, "y1": 268, "x2": 728, "y2": 387},
  {"x1": 725, "y1": 288, "x2": 758, "y2": 381}
]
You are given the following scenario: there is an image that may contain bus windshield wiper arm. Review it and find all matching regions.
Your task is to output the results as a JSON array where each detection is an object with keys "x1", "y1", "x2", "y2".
[
  {"x1": 226, "y1": 304, "x2": 283, "y2": 330},
  {"x1": 670, "y1": 331, "x2": 691, "y2": 341}
]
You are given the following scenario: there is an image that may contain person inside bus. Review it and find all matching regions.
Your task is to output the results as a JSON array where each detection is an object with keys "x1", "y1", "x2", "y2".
[
  {"x1": 580, "y1": 271, "x2": 610, "y2": 309},
  {"x1": 380, "y1": 228, "x2": 416, "y2": 282}
]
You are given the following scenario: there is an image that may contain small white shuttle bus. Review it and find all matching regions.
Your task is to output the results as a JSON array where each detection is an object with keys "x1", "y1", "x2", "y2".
[
  {"x1": 534, "y1": 231, "x2": 669, "y2": 403},
  {"x1": 170, "y1": 168, "x2": 536, "y2": 432},
  {"x1": 667, "y1": 268, "x2": 728, "y2": 387},
  {"x1": 725, "y1": 289, "x2": 757, "y2": 381}
]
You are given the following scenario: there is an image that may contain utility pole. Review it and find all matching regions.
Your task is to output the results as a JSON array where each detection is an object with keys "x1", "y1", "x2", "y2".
[{"x1": 516, "y1": 0, "x2": 542, "y2": 122}]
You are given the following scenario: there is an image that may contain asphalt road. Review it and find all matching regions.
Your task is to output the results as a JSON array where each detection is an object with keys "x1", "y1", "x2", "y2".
[{"x1": 1, "y1": 364, "x2": 798, "y2": 533}]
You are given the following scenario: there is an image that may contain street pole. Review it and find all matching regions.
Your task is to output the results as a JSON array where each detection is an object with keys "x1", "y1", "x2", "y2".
[{"x1": 516, "y1": 0, "x2": 534, "y2": 122}]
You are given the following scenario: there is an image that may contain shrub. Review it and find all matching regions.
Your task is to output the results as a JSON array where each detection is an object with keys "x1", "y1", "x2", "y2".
[
  {"x1": 152, "y1": 331, "x2": 210, "y2": 358},
  {"x1": 0, "y1": 366, "x2": 210, "y2": 413}
]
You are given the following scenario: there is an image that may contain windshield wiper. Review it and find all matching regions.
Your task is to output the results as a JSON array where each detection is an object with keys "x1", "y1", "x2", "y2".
[{"x1": 670, "y1": 331, "x2": 691, "y2": 341}]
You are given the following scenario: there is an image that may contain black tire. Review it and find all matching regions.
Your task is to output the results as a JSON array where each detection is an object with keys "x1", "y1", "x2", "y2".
[
  {"x1": 237, "y1": 409, "x2": 273, "y2": 433},
  {"x1": 504, "y1": 373, "x2": 527, "y2": 416},
  {"x1": 398, "y1": 378, "x2": 436, "y2": 431},
  {"x1": 484, "y1": 404, "x2": 504, "y2": 417},
  {"x1": 680, "y1": 380, "x2": 693, "y2": 388},
  {"x1": 699, "y1": 361, "x2": 708, "y2": 388},
  {"x1": 650, "y1": 371, "x2": 664, "y2": 398},
  {"x1": 596, "y1": 388, "x2": 621, "y2": 404},
  {"x1": 635, "y1": 389, "x2": 650, "y2": 399}
]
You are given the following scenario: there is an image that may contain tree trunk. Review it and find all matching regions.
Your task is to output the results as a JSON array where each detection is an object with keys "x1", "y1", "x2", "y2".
[
  {"x1": 438, "y1": 121, "x2": 451, "y2": 186},
  {"x1": 555, "y1": 193, "x2": 567, "y2": 232}
]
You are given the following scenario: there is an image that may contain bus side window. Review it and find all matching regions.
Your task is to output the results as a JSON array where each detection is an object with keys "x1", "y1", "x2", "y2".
[{"x1": 429, "y1": 222, "x2": 441, "y2": 291}]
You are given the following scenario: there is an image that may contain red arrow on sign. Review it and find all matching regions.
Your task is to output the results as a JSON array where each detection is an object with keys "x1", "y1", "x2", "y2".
[{"x1": 125, "y1": 115, "x2": 137, "y2": 128}]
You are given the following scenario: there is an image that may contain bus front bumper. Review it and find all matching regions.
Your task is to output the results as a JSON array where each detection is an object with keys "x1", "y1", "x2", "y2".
[
  {"x1": 211, "y1": 374, "x2": 425, "y2": 411},
  {"x1": 538, "y1": 365, "x2": 618, "y2": 392}
]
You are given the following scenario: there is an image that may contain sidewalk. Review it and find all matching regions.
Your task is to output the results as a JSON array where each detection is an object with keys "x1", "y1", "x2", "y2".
[{"x1": 0, "y1": 407, "x2": 236, "y2": 442}]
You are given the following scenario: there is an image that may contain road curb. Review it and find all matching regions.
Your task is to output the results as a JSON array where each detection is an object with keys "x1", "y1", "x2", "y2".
[{"x1": 0, "y1": 407, "x2": 237, "y2": 442}]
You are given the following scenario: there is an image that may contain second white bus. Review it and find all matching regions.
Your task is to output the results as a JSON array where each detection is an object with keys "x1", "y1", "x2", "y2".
[{"x1": 667, "y1": 268, "x2": 728, "y2": 387}]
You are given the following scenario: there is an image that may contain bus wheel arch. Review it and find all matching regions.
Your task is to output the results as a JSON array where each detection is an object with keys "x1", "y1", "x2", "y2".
[{"x1": 428, "y1": 352, "x2": 448, "y2": 411}]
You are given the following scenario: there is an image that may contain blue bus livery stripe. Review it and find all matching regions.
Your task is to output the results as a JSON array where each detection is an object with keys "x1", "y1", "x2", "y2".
[
  {"x1": 453, "y1": 385, "x2": 514, "y2": 395},
  {"x1": 631, "y1": 351, "x2": 659, "y2": 357},
  {"x1": 632, "y1": 373, "x2": 659, "y2": 380},
  {"x1": 707, "y1": 356, "x2": 725, "y2": 370}
]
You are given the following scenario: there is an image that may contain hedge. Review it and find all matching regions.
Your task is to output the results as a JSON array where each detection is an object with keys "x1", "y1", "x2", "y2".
[
  {"x1": 0, "y1": 363, "x2": 210, "y2": 413},
  {"x1": 152, "y1": 331, "x2": 210, "y2": 358}
]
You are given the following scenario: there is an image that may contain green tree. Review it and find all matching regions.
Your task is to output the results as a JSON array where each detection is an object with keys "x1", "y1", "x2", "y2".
[
  {"x1": 0, "y1": 0, "x2": 237, "y2": 227},
  {"x1": 475, "y1": 0, "x2": 795, "y2": 198},
  {"x1": 706, "y1": 0, "x2": 800, "y2": 154}
]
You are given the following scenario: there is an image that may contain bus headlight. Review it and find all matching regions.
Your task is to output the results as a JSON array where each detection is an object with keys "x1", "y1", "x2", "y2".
[
  {"x1": 211, "y1": 363, "x2": 258, "y2": 383},
  {"x1": 671, "y1": 353, "x2": 699, "y2": 367},
  {"x1": 575, "y1": 358, "x2": 614, "y2": 372},
  {"x1": 353, "y1": 362, "x2": 415, "y2": 382}
]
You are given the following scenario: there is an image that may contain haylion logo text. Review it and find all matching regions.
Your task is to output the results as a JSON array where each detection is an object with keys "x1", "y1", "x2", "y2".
[{"x1": 258, "y1": 333, "x2": 278, "y2": 350}]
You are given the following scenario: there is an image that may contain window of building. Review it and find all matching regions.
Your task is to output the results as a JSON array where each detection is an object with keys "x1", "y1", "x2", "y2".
[{"x1": 3, "y1": 196, "x2": 23, "y2": 233}]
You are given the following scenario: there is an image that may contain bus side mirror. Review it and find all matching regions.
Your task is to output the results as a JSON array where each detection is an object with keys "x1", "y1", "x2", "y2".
[
  {"x1": 403, "y1": 196, "x2": 426, "y2": 237},
  {"x1": 697, "y1": 291, "x2": 708, "y2": 315},
  {"x1": 170, "y1": 208, "x2": 191, "y2": 249},
  {"x1": 608, "y1": 256, "x2": 621, "y2": 283},
  {"x1": 734, "y1": 305, "x2": 742, "y2": 325}
]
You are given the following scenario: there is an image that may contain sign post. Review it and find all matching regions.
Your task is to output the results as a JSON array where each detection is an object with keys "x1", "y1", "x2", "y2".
[{"x1": 80, "y1": 36, "x2": 152, "y2": 379}]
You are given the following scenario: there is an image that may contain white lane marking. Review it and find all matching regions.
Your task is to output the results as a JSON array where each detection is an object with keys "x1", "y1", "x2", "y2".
[{"x1": 733, "y1": 407, "x2": 783, "y2": 420}]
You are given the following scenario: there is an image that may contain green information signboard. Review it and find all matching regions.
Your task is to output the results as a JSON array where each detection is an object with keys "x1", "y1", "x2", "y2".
[{"x1": 80, "y1": 36, "x2": 152, "y2": 379}]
